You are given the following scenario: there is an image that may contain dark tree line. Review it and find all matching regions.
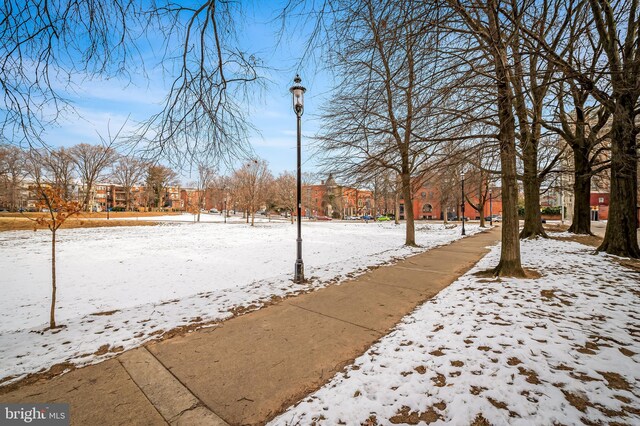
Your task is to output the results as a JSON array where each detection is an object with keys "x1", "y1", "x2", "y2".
[{"x1": 283, "y1": 0, "x2": 640, "y2": 270}]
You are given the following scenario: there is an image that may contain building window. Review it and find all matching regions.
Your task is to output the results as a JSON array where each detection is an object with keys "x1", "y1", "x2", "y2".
[
  {"x1": 421, "y1": 192, "x2": 426, "y2": 198},
  {"x1": 422, "y1": 204, "x2": 433, "y2": 213},
  {"x1": 598, "y1": 197, "x2": 604, "y2": 203}
]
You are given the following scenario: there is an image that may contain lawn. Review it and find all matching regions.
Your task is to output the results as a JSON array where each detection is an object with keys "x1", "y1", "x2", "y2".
[{"x1": 0, "y1": 218, "x2": 482, "y2": 386}]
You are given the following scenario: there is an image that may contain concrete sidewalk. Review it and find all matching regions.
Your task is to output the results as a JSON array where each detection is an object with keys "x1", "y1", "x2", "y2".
[{"x1": 1, "y1": 228, "x2": 501, "y2": 426}]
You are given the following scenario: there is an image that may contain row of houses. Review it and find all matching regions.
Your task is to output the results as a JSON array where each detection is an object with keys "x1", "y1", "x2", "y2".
[
  {"x1": 0, "y1": 181, "x2": 192, "y2": 212},
  {"x1": 301, "y1": 174, "x2": 502, "y2": 220},
  {"x1": 1, "y1": 175, "x2": 620, "y2": 223}
]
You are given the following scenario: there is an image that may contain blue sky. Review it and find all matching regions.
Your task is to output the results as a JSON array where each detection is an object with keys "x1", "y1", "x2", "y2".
[{"x1": 44, "y1": 1, "x2": 331, "y2": 182}]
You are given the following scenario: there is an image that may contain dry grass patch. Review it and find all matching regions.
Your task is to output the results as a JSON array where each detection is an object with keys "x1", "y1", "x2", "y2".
[
  {"x1": 0, "y1": 217, "x2": 161, "y2": 231},
  {"x1": 473, "y1": 268, "x2": 541, "y2": 279},
  {"x1": 389, "y1": 406, "x2": 441, "y2": 425}
]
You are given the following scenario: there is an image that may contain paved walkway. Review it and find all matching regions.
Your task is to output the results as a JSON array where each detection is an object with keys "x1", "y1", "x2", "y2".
[
  {"x1": 591, "y1": 220, "x2": 640, "y2": 244},
  {"x1": 0, "y1": 228, "x2": 501, "y2": 426}
]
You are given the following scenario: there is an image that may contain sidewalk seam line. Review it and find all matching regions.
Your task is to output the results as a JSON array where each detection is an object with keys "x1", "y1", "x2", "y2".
[
  {"x1": 142, "y1": 346, "x2": 231, "y2": 426},
  {"x1": 360, "y1": 279, "x2": 430, "y2": 293},
  {"x1": 116, "y1": 355, "x2": 169, "y2": 426},
  {"x1": 287, "y1": 303, "x2": 384, "y2": 334},
  {"x1": 123, "y1": 346, "x2": 230, "y2": 426}
]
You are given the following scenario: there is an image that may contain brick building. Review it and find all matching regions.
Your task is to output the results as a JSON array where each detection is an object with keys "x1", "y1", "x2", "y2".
[
  {"x1": 303, "y1": 174, "x2": 503, "y2": 220},
  {"x1": 301, "y1": 174, "x2": 373, "y2": 218}
]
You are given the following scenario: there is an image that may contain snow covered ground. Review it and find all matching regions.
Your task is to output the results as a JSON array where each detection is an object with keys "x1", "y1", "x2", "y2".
[
  {"x1": 0, "y1": 218, "x2": 481, "y2": 385},
  {"x1": 271, "y1": 238, "x2": 640, "y2": 426}
]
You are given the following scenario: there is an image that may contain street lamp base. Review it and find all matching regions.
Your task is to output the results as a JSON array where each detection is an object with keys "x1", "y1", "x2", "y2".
[{"x1": 294, "y1": 260, "x2": 305, "y2": 283}]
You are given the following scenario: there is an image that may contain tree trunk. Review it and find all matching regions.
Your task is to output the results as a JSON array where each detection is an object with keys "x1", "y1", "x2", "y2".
[
  {"x1": 520, "y1": 176, "x2": 546, "y2": 238},
  {"x1": 598, "y1": 98, "x2": 640, "y2": 257},
  {"x1": 568, "y1": 146, "x2": 592, "y2": 234},
  {"x1": 492, "y1": 52, "x2": 525, "y2": 277},
  {"x1": 394, "y1": 190, "x2": 400, "y2": 225},
  {"x1": 401, "y1": 172, "x2": 416, "y2": 246},
  {"x1": 520, "y1": 141, "x2": 546, "y2": 239},
  {"x1": 50, "y1": 229, "x2": 57, "y2": 329}
]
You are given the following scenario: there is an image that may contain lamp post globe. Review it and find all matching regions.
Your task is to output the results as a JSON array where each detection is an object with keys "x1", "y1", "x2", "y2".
[
  {"x1": 461, "y1": 171, "x2": 466, "y2": 236},
  {"x1": 290, "y1": 75, "x2": 306, "y2": 283}
]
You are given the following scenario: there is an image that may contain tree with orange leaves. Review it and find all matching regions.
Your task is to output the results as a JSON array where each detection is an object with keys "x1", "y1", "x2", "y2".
[{"x1": 30, "y1": 186, "x2": 82, "y2": 329}]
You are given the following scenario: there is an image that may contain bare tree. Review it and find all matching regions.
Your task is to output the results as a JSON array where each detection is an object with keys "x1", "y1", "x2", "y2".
[
  {"x1": 195, "y1": 163, "x2": 217, "y2": 222},
  {"x1": 70, "y1": 143, "x2": 117, "y2": 211},
  {"x1": 2, "y1": 1, "x2": 263, "y2": 171},
  {"x1": 545, "y1": 81, "x2": 611, "y2": 234},
  {"x1": 314, "y1": 1, "x2": 459, "y2": 246},
  {"x1": 508, "y1": 1, "x2": 571, "y2": 239},
  {"x1": 0, "y1": 0, "x2": 143, "y2": 144},
  {"x1": 40, "y1": 148, "x2": 76, "y2": 200},
  {"x1": 520, "y1": 0, "x2": 640, "y2": 257},
  {"x1": 232, "y1": 159, "x2": 273, "y2": 226},
  {"x1": 111, "y1": 156, "x2": 147, "y2": 211},
  {"x1": 274, "y1": 171, "x2": 297, "y2": 223},
  {"x1": 0, "y1": 145, "x2": 27, "y2": 211},
  {"x1": 447, "y1": 0, "x2": 526, "y2": 276},
  {"x1": 463, "y1": 165, "x2": 490, "y2": 228},
  {"x1": 134, "y1": 1, "x2": 264, "y2": 166}
]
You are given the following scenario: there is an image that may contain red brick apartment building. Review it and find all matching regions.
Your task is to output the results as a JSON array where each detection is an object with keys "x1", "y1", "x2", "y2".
[{"x1": 302, "y1": 174, "x2": 503, "y2": 220}]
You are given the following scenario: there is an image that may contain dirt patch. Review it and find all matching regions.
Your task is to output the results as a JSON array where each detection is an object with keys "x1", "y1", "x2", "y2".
[
  {"x1": 470, "y1": 386, "x2": 487, "y2": 395},
  {"x1": 0, "y1": 362, "x2": 76, "y2": 396},
  {"x1": 613, "y1": 258, "x2": 640, "y2": 273},
  {"x1": 544, "y1": 224, "x2": 570, "y2": 233},
  {"x1": 389, "y1": 406, "x2": 441, "y2": 425},
  {"x1": 517, "y1": 367, "x2": 540, "y2": 384},
  {"x1": 507, "y1": 357, "x2": 521, "y2": 366},
  {"x1": 487, "y1": 397, "x2": 508, "y2": 410},
  {"x1": 563, "y1": 390, "x2": 591, "y2": 412},
  {"x1": 429, "y1": 349, "x2": 445, "y2": 356},
  {"x1": 91, "y1": 310, "x2": 120, "y2": 316},
  {"x1": 540, "y1": 289, "x2": 556, "y2": 300},
  {"x1": 414, "y1": 365, "x2": 427, "y2": 375},
  {"x1": 431, "y1": 373, "x2": 446, "y2": 387},
  {"x1": 553, "y1": 364, "x2": 574, "y2": 371},
  {"x1": 474, "y1": 268, "x2": 541, "y2": 279},
  {"x1": 570, "y1": 372, "x2": 601, "y2": 382},
  {"x1": 619, "y1": 347, "x2": 636, "y2": 357},
  {"x1": 94, "y1": 344, "x2": 110, "y2": 356},
  {"x1": 551, "y1": 233, "x2": 602, "y2": 248},
  {"x1": 471, "y1": 413, "x2": 491, "y2": 426},
  {"x1": 597, "y1": 371, "x2": 631, "y2": 391},
  {"x1": 362, "y1": 415, "x2": 378, "y2": 425},
  {"x1": 576, "y1": 345, "x2": 597, "y2": 355},
  {"x1": 450, "y1": 360, "x2": 464, "y2": 367}
]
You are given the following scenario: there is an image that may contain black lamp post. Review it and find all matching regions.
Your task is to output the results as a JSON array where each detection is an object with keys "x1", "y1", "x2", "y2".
[
  {"x1": 489, "y1": 189, "x2": 493, "y2": 226},
  {"x1": 290, "y1": 75, "x2": 306, "y2": 283},
  {"x1": 461, "y1": 171, "x2": 466, "y2": 236}
]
